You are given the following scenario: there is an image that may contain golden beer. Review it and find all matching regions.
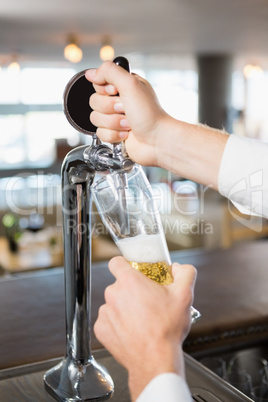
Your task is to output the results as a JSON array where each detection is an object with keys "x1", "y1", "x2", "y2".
[
  {"x1": 128, "y1": 260, "x2": 173, "y2": 285},
  {"x1": 116, "y1": 233, "x2": 173, "y2": 285}
]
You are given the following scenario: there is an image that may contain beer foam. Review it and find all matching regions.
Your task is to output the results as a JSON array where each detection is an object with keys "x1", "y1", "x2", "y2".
[{"x1": 116, "y1": 233, "x2": 170, "y2": 263}]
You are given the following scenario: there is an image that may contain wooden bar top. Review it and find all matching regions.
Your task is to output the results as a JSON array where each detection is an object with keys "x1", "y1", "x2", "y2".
[{"x1": 0, "y1": 240, "x2": 268, "y2": 369}]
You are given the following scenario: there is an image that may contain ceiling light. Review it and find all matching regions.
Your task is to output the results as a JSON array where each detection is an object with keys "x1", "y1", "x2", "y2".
[
  {"x1": 7, "y1": 61, "x2": 20, "y2": 73},
  {"x1": 100, "y1": 38, "x2": 114, "y2": 61},
  {"x1": 243, "y1": 64, "x2": 263, "y2": 79},
  {"x1": 64, "y1": 35, "x2": 83, "y2": 63}
]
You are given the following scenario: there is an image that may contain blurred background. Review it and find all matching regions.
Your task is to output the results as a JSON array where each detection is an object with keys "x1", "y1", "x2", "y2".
[{"x1": 1, "y1": 0, "x2": 268, "y2": 274}]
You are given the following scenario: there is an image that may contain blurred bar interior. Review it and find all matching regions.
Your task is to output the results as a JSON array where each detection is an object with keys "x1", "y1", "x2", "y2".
[{"x1": 1, "y1": 1, "x2": 268, "y2": 400}]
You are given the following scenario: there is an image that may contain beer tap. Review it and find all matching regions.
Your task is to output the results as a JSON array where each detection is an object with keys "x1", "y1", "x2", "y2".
[{"x1": 43, "y1": 57, "x2": 131, "y2": 401}]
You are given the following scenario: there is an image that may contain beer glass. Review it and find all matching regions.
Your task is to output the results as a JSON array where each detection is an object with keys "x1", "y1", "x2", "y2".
[
  {"x1": 254, "y1": 377, "x2": 268, "y2": 402},
  {"x1": 93, "y1": 164, "x2": 201, "y2": 323},
  {"x1": 227, "y1": 372, "x2": 254, "y2": 399},
  {"x1": 228, "y1": 353, "x2": 268, "y2": 388}
]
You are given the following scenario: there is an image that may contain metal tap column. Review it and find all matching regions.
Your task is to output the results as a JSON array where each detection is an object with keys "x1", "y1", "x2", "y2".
[
  {"x1": 44, "y1": 145, "x2": 114, "y2": 401},
  {"x1": 63, "y1": 146, "x2": 94, "y2": 361}
]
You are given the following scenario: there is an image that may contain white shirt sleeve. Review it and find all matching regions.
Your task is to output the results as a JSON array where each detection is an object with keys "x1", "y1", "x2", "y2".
[
  {"x1": 218, "y1": 134, "x2": 268, "y2": 219},
  {"x1": 136, "y1": 373, "x2": 192, "y2": 402}
]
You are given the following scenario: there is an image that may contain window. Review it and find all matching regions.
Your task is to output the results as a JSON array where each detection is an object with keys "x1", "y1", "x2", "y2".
[
  {"x1": 0, "y1": 66, "x2": 199, "y2": 170},
  {"x1": 232, "y1": 69, "x2": 268, "y2": 142},
  {"x1": 0, "y1": 67, "x2": 80, "y2": 169},
  {"x1": 147, "y1": 69, "x2": 198, "y2": 124}
]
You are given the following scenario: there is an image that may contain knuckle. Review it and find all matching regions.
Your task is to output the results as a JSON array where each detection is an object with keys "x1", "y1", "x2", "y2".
[
  {"x1": 190, "y1": 265, "x2": 198, "y2": 282},
  {"x1": 184, "y1": 264, "x2": 197, "y2": 280},
  {"x1": 93, "y1": 316, "x2": 104, "y2": 339},
  {"x1": 90, "y1": 110, "x2": 98, "y2": 125},
  {"x1": 179, "y1": 288, "x2": 194, "y2": 310},
  {"x1": 128, "y1": 75, "x2": 139, "y2": 92},
  {"x1": 94, "y1": 305, "x2": 106, "y2": 328},
  {"x1": 104, "y1": 284, "x2": 115, "y2": 303},
  {"x1": 96, "y1": 128, "x2": 121, "y2": 143},
  {"x1": 102, "y1": 60, "x2": 114, "y2": 70},
  {"x1": 94, "y1": 113, "x2": 120, "y2": 130},
  {"x1": 89, "y1": 92, "x2": 97, "y2": 109}
]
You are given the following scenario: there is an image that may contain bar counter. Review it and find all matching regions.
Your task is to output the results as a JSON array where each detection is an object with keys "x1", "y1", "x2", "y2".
[
  {"x1": 1, "y1": 240, "x2": 268, "y2": 368},
  {"x1": 0, "y1": 240, "x2": 267, "y2": 400}
]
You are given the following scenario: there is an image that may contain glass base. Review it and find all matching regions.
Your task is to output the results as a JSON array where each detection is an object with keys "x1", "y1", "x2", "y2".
[
  {"x1": 191, "y1": 306, "x2": 202, "y2": 324},
  {"x1": 44, "y1": 355, "x2": 114, "y2": 401}
]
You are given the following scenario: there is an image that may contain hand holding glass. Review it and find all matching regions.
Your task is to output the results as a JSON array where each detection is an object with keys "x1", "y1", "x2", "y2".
[{"x1": 93, "y1": 165, "x2": 201, "y2": 323}]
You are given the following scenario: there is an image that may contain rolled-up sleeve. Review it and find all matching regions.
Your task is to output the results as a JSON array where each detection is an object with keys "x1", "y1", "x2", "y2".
[
  {"x1": 136, "y1": 373, "x2": 192, "y2": 402},
  {"x1": 218, "y1": 134, "x2": 268, "y2": 219}
]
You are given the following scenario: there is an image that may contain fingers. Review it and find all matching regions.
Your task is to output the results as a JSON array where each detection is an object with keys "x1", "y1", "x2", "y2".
[
  {"x1": 89, "y1": 90, "x2": 130, "y2": 143},
  {"x1": 90, "y1": 92, "x2": 123, "y2": 115},
  {"x1": 108, "y1": 258, "x2": 197, "y2": 294},
  {"x1": 172, "y1": 262, "x2": 197, "y2": 287},
  {"x1": 93, "y1": 83, "x2": 118, "y2": 96},
  {"x1": 95, "y1": 128, "x2": 130, "y2": 143},
  {"x1": 108, "y1": 256, "x2": 132, "y2": 279},
  {"x1": 85, "y1": 61, "x2": 131, "y2": 93},
  {"x1": 91, "y1": 108, "x2": 130, "y2": 143},
  {"x1": 93, "y1": 303, "x2": 122, "y2": 354},
  {"x1": 90, "y1": 110, "x2": 129, "y2": 131},
  {"x1": 108, "y1": 256, "x2": 153, "y2": 288}
]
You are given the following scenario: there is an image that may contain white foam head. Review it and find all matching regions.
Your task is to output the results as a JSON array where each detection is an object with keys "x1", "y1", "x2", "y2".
[{"x1": 116, "y1": 233, "x2": 170, "y2": 263}]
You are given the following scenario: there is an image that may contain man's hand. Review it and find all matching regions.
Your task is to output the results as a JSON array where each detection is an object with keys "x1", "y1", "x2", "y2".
[
  {"x1": 94, "y1": 256, "x2": 197, "y2": 400},
  {"x1": 85, "y1": 62, "x2": 169, "y2": 167}
]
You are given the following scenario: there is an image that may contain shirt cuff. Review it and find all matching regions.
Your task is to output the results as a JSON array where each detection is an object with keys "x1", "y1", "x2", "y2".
[
  {"x1": 136, "y1": 373, "x2": 192, "y2": 402},
  {"x1": 218, "y1": 134, "x2": 268, "y2": 219}
]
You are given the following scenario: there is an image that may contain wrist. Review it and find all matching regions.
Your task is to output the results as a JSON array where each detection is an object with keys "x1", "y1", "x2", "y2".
[
  {"x1": 155, "y1": 115, "x2": 184, "y2": 171},
  {"x1": 154, "y1": 113, "x2": 176, "y2": 168},
  {"x1": 127, "y1": 343, "x2": 185, "y2": 400},
  {"x1": 156, "y1": 118, "x2": 228, "y2": 188}
]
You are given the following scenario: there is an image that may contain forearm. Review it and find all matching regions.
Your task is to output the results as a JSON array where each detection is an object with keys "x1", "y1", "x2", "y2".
[
  {"x1": 156, "y1": 116, "x2": 229, "y2": 189},
  {"x1": 86, "y1": 63, "x2": 229, "y2": 187}
]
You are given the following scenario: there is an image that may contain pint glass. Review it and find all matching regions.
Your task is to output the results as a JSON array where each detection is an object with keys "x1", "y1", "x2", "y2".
[{"x1": 93, "y1": 164, "x2": 173, "y2": 285}]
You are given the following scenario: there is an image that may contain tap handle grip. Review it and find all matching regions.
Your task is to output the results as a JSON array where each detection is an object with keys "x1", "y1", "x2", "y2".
[{"x1": 113, "y1": 56, "x2": 130, "y2": 73}]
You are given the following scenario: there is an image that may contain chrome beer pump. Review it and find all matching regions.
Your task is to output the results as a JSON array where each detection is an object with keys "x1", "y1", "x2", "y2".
[{"x1": 43, "y1": 57, "x2": 132, "y2": 401}]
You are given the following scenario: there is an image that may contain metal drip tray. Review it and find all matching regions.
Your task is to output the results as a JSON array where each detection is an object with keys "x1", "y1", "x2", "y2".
[
  {"x1": 192, "y1": 389, "x2": 223, "y2": 401},
  {"x1": 185, "y1": 354, "x2": 253, "y2": 401}
]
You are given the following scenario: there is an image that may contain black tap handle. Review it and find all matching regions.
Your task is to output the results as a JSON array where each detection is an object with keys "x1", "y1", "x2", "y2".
[
  {"x1": 63, "y1": 57, "x2": 130, "y2": 136},
  {"x1": 113, "y1": 56, "x2": 130, "y2": 73}
]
